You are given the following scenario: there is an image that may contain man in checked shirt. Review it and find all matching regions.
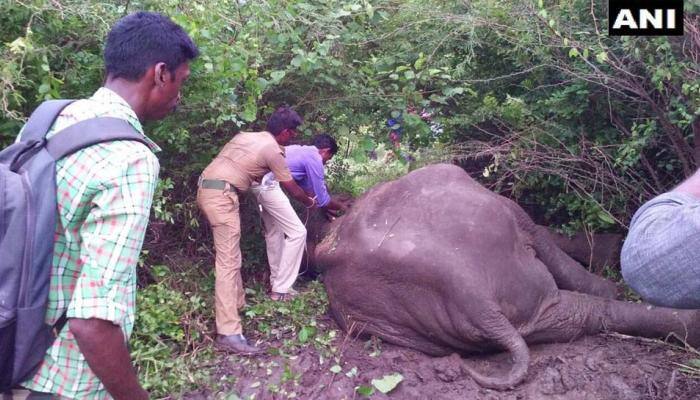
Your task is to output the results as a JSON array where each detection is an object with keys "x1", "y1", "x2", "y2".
[{"x1": 12, "y1": 12, "x2": 198, "y2": 400}]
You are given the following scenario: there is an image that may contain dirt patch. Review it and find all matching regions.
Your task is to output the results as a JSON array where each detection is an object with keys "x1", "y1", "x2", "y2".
[{"x1": 183, "y1": 314, "x2": 699, "y2": 399}]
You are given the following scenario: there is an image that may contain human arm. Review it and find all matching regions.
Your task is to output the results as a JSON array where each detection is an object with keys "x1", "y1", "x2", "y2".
[
  {"x1": 325, "y1": 197, "x2": 347, "y2": 212},
  {"x1": 279, "y1": 179, "x2": 316, "y2": 207},
  {"x1": 673, "y1": 167, "x2": 700, "y2": 198},
  {"x1": 265, "y1": 145, "x2": 315, "y2": 207},
  {"x1": 70, "y1": 319, "x2": 148, "y2": 400},
  {"x1": 302, "y1": 155, "x2": 350, "y2": 218}
]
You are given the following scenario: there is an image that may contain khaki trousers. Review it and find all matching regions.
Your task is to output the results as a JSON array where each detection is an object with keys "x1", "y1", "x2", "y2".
[
  {"x1": 250, "y1": 182, "x2": 306, "y2": 293},
  {"x1": 196, "y1": 186, "x2": 246, "y2": 335}
]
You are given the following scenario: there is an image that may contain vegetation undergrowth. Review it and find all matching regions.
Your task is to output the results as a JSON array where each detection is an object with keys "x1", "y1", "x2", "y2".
[
  {"x1": 243, "y1": 280, "x2": 335, "y2": 356},
  {"x1": 131, "y1": 262, "x2": 216, "y2": 398}
]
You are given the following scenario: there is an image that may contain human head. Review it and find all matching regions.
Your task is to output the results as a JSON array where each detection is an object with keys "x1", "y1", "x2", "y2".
[
  {"x1": 104, "y1": 12, "x2": 199, "y2": 120},
  {"x1": 266, "y1": 106, "x2": 303, "y2": 145},
  {"x1": 312, "y1": 133, "x2": 338, "y2": 164}
]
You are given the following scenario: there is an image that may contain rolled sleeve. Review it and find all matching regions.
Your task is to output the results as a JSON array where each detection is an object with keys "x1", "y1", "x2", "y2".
[
  {"x1": 264, "y1": 145, "x2": 292, "y2": 182},
  {"x1": 67, "y1": 146, "x2": 159, "y2": 332}
]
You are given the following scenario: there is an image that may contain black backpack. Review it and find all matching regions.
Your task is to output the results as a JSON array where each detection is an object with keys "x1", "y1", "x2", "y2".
[{"x1": 0, "y1": 100, "x2": 148, "y2": 390}]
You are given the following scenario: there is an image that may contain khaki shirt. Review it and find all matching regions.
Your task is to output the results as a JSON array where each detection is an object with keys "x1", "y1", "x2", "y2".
[{"x1": 202, "y1": 131, "x2": 292, "y2": 192}]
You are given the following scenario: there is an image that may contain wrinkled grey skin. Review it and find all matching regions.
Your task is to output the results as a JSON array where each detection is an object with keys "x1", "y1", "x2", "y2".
[{"x1": 313, "y1": 164, "x2": 700, "y2": 390}]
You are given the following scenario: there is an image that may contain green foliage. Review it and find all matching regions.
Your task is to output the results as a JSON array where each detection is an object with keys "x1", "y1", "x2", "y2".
[
  {"x1": 131, "y1": 263, "x2": 215, "y2": 398},
  {"x1": 326, "y1": 143, "x2": 409, "y2": 197},
  {"x1": 244, "y1": 281, "x2": 335, "y2": 355},
  {"x1": 2, "y1": 0, "x2": 697, "y2": 236}
]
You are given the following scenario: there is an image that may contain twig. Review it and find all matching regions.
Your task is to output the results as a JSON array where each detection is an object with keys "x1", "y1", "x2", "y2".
[{"x1": 375, "y1": 216, "x2": 402, "y2": 251}]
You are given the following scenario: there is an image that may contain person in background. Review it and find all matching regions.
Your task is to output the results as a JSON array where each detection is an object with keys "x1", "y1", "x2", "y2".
[
  {"x1": 16, "y1": 11, "x2": 198, "y2": 400},
  {"x1": 251, "y1": 134, "x2": 347, "y2": 301},
  {"x1": 621, "y1": 168, "x2": 700, "y2": 309},
  {"x1": 197, "y1": 106, "x2": 316, "y2": 355}
]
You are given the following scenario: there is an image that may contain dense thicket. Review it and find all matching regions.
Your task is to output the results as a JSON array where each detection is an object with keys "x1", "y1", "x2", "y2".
[{"x1": 1, "y1": 0, "x2": 699, "y2": 236}]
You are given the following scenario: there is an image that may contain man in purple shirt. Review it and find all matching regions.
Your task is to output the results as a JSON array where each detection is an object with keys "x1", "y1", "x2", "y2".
[{"x1": 251, "y1": 134, "x2": 346, "y2": 301}]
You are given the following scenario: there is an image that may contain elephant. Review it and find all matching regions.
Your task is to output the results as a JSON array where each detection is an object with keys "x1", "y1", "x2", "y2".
[{"x1": 311, "y1": 164, "x2": 700, "y2": 390}]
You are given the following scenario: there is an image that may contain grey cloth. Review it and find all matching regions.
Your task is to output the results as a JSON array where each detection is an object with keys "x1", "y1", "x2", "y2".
[{"x1": 621, "y1": 192, "x2": 700, "y2": 308}]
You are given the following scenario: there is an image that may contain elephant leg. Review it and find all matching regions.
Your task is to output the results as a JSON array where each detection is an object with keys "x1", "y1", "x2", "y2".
[
  {"x1": 506, "y1": 198, "x2": 617, "y2": 298},
  {"x1": 525, "y1": 291, "x2": 700, "y2": 347}
]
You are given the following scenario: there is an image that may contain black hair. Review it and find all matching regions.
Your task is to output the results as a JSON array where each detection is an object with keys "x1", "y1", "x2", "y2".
[
  {"x1": 104, "y1": 12, "x2": 199, "y2": 81},
  {"x1": 312, "y1": 133, "x2": 338, "y2": 155},
  {"x1": 266, "y1": 106, "x2": 303, "y2": 136}
]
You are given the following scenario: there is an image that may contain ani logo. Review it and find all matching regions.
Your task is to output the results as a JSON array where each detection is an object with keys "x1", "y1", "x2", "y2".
[{"x1": 609, "y1": 0, "x2": 684, "y2": 36}]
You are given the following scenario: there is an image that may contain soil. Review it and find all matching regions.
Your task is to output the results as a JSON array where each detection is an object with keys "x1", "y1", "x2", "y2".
[{"x1": 183, "y1": 314, "x2": 700, "y2": 400}]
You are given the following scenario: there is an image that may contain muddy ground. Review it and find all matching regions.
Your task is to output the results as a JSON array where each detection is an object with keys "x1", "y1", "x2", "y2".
[{"x1": 183, "y1": 312, "x2": 700, "y2": 400}]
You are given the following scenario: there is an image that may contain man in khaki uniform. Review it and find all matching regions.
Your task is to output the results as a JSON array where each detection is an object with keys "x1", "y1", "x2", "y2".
[{"x1": 197, "y1": 107, "x2": 315, "y2": 354}]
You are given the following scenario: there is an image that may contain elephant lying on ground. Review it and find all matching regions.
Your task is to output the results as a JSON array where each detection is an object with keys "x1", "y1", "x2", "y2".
[{"x1": 312, "y1": 164, "x2": 700, "y2": 390}]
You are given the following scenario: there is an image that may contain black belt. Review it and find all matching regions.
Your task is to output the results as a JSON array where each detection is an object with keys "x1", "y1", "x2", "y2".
[{"x1": 199, "y1": 178, "x2": 240, "y2": 194}]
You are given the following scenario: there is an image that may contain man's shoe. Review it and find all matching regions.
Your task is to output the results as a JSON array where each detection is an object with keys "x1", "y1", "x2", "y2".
[
  {"x1": 270, "y1": 288, "x2": 299, "y2": 302},
  {"x1": 215, "y1": 334, "x2": 262, "y2": 355}
]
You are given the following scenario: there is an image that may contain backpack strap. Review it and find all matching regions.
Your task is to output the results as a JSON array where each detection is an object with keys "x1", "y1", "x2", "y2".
[
  {"x1": 45, "y1": 117, "x2": 150, "y2": 160},
  {"x1": 19, "y1": 100, "x2": 76, "y2": 142}
]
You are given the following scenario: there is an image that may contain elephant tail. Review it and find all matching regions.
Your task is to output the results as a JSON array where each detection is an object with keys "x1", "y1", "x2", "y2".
[{"x1": 462, "y1": 310, "x2": 530, "y2": 390}]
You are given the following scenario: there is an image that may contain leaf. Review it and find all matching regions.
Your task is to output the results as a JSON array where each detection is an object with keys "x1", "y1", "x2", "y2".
[
  {"x1": 443, "y1": 87, "x2": 464, "y2": 97},
  {"x1": 298, "y1": 325, "x2": 316, "y2": 343},
  {"x1": 598, "y1": 212, "x2": 615, "y2": 225},
  {"x1": 330, "y1": 364, "x2": 342, "y2": 373},
  {"x1": 596, "y1": 51, "x2": 608, "y2": 63},
  {"x1": 568, "y1": 48, "x2": 580, "y2": 58},
  {"x1": 291, "y1": 55, "x2": 304, "y2": 67},
  {"x1": 414, "y1": 53, "x2": 425, "y2": 70},
  {"x1": 688, "y1": 358, "x2": 700, "y2": 368},
  {"x1": 355, "y1": 385, "x2": 375, "y2": 397},
  {"x1": 365, "y1": 3, "x2": 374, "y2": 18},
  {"x1": 38, "y1": 83, "x2": 51, "y2": 94},
  {"x1": 404, "y1": 70, "x2": 415, "y2": 80},
  {"x1": 583, "y1": 48, "x2": 589, "y2": 58},
  {"x1": 270, "y1": 70, "x2": 286, "y2": 83},
  {"x1": 241, "y1": 103, "x2": 257, "y2": 122},
  {"x1": 371, "y1": 373, "x2": 403, "y2": 394}
]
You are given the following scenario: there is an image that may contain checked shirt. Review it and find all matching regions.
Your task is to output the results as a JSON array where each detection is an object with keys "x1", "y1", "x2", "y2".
[{"x1": 21, "y1": 88, "x2": 160, "y2": 399}]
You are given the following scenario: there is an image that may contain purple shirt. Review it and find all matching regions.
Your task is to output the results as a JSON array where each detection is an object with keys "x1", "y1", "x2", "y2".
[{"x1": 284, "y1": 145, "x2": 331, "y2": 207}]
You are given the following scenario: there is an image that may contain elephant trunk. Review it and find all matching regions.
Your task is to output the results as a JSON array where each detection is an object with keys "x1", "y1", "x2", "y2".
[{"x1": 461, "y1": 309, "x2": 530, "y2": 390}]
